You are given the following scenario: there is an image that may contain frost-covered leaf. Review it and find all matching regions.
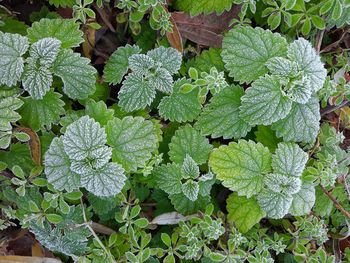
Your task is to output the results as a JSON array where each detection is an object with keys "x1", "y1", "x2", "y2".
[
  {"x1": 272, "y1": 97, "x2": 320, "y2": 143},
  {"x1": 154, "y1": 163, "x2": 183, "y2": 195},
  {"x1": 240, "y1": 75, "x2": 292, "y2": 126},
  {"x1": 169, "y1": 193, "x2": 211, "y2": 215},
  {"x1": 27, "y1": 18, "x2": 83, "y2": 48},
  {"x1": 52, "y1": 49, "x2": 96, "y2": 100},
  {"x1": 63, "y1": 116, "x2": 108, "y2": 161},
  {"x1": 0, "y1": 32, "x2": 29, "y2": 86},
  {"x1": 226, "y1": 193, "x2": 266, "y2": 233},
  {"x1": 181, "y1": 180, "x2": 199, "y2": 201},
  {"x1": 80, "y1": 162, "x2": 126, "y2": 197},
  {"x1": 29, "y1": 37, "x2": 61, "y2": 67},
  {"x1": 181, "y1": 155, "x2": 200, "y2": 179},
  {"x1": 265, "y1": 57, "x2": 298, "y2": 77},
  {"x1": 222, "y1": 27, "x2": 287, "y2": 83},
  {"x1": 257, "y1": 190, "x2": 293, "y2": 219},
  {"x1": 22, "y1": 61, "x2": 53, "y2": 99},
  {"x1": 209, "y1": 140, "x2": 271, "y2": 198},
  {"x1": 44, "y1": 137, "x2": 80, "y2": 192},
  {"x1": 195, "y1": 86, "x2": 252, "y2": 139},
  {"x1": 118, "y1": 73, "x2": 156, "y2": 112},
  {"x1": 0, "y1": 96, "x2": 23, "y2": 132},
  {"x1": 128, "y1": 54, "x2": 155, "y2": 75},
  {"x1": 169, "y1": 124, "x2": 213, "y2": 164},
  {"x1": 85, "y1": 99, "x2": 114, "y2": 126},
  {"x1": 148, "y1": 68, "x2": 173, "y2": 93},
  {"x1": 272, "y1": 143, "x2": 308, "y2": 177},
  {"x1": 264, "y1": 173, "x2": 302, "y2": 195},
  {"x1": 19, "y1": 90, "x2": 65, "y2": 131},
  {"x1": 289, "y1": 182, "x2": 316, "y2": 216},
  {"x1": 174, "y1": 0, "x2": 234, "y2": 16},
  {"x1": 158, "y1": 78, "x2": 201, "y2": 123},
  {"x1": 146, "y1": 46, "x2": 182, "y2": 75},
  {"x1": 105, "y1": 116, "x2": 158, "y2": 172},
  {"x1": 103, "y1": 44, "x2": 141, "y2": 85},
  {"x1": 287, "y1": 38, "x2": 327, "y2": 93}
]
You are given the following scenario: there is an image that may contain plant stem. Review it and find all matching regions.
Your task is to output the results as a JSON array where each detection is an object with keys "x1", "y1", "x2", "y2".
[{"x1": 320, "y1": 185, "x2": 350, "y2": 221}]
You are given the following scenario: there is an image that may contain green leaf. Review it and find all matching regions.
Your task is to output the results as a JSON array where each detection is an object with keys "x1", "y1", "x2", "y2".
[
  {"x1": 226, "y1": 193, "x2": 266, "y2": 233},
  {"x1": 332, "y1": 0, "x2": 343, "y2": 20},
  {"x1": 169, "y1": 193, "x2": 211, "y2": 215},
  {"x1": 272, "y1": 142, "x2": 308, "y2": 177},
  {"x1": 29, "y1": 37, "x2": 61, "y2": 67},
  {"x1": 181, "y1": 155, "x2": 200, "y2": 179},
  {"x1": 272, "y1": 97, "x2": 320, "y2": 143},
  {"x1": 46, "y1": 213, "x2": 63, "y2": 223},
  {"x1": 118, "y1": 73, "x2": 156, "y2": 112},
  {"x1": 44, "y1": 137, "x2": 81, "y2": 192},
  {"x1": 22, "y1": 61, "x2": 53, "y2": 99},
  {"x1": 85, "y1": 99, "x2": 114, "y2": 126},
  {"x1": 195, "y1": 86, "x2": 252, "y2": 139},
  {"x1": 154, "y1": 163, "x2": 183, "y2": 195},
  {"x1": 19, "y1": 90, "x2": 65, "y2": 131},
  {"x1": 287, "y1": 38, "x2": 327, "y2": 93},
  {"x1": 168, "y1": 124, "x2": 213, "y2": 164},
  {"x1": 174, "y1": 0, "x2": 234, "y2": 16},
  {"x1": 105, "y1": 116, "x2": 158, "y2": 172},
  {"x1": 134, "y1": 218, "x2": 149, "y2": 228},
  {"x1": 80, "y1": 162, "x2": 126, "y2": 197},
  {"x1": 0, "y1": 32, "x2": 29, "y2": 86},
  {"x1": 161, "y1": 233, "x2": 171, "y2": 247},
  {"x1": 189, "y1": 48, "x2": 224, "y2": 73},
  {"x1": 254, "y1": 126, "x2": 282, "y2": 152},
  {"x1": 146, "y1": 46, "x2": 182, "y2": 75},
  {"x1": 289, "y1": 182, "x2": 315, "y2": 216},
  {"x1": 257, "y1": 190, "x2": 293, "y2": 219},
  {"x1": 222, "y1": 26, "x2": 287, "y2": 83},
  {"x1": 209, "y1": 140, "x2": 272, "y2": 198},
  {"x1": 48, "y1": 0, "x2": 75, "y2": 7},
  {"x1": 0, "y1": 96, "x2": 23, "y2": 132},
  {"x1": 181, "y1": 180, "x2": 199, "y2": 201},
  {"x1": 265, "y1": 57, "x2": 298, "y2": 77},
  {"x1": 240, "y1": 75, "x2": 292, "y2": 125},
  {"x1": 158, "y1": 79, "x2": 202, "y2": 123},
  {"x1": 52, "y1": 49, "x2": 97, "y2": 100},
  {"x1": 301, "y1": 17, "x2": 311, "y2": 35},
  {"x1": 311, "y1": 15, "x2": 325, "y2": 30},
  {"x1": 27, "y1": 18, "x2": 83, "y2": 48},
  {"x1": 103, "y1": 44, "x2": 141, "y2": 85}
]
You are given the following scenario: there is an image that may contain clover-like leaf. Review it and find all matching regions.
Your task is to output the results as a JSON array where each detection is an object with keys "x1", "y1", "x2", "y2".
[
  {"x1": 80, "y1": 162, "x2": 126, "y2": 197},
  {"x1": 222, "y1": 26, "x2": 287, "y2": 83},
  {"x1": 146, "y1": 46, "x2": 182, "y2": 75},
  {"x1": 0, "y1": 32, "x2": 29, "y2": 86},
  {"x1": 22, "y1": 61, "x2": 53, "y2": 99},
  {"x1": 118, "y1": 73, "x2": 156, "y2": 112},
  {"x1": 158, "y1": 78, "x2": 201, "y2": 123},
  {"x1": 103, "y1": 44, "x2": 141, "y2": 85},
  {"x1": 27, "y1": 18, "x2": 83, "y2": 48},
  {"x1": 287, "y1": 38, "x2": 327, "y2": 93},
  {"x1": 240, "y1": 75, "x2": 292, "y2": 125},
  {"x1": 154, "y1": 163, "x2": 183, "y2": 195},
  {"x1": 209, "y1": 140, "x2": 271, "y2": 198},
  {"x1": 226, "y1": 193, "x2": 266, "y2": 233},
  {"x1": 169, "y1": 124, "x2": 213, "y2": 164},
  {"x1": 29, "y1": 37, "x2": 61, "y2": 67},
  {"x1": 52, "y1": 49, "x2": 97, "y2": 100},
  {"x1": 105, "y1": 116, "x2": 158, "y2": 172},
  {"x1": 196, "y1": 85, "x2": 252, "y2": 139},
  {"x1": 63, "y1": 116, "x2": 108, "y2": 161},
  {"x1": 19, "y1": 90, "x2": 65, "y2": 131},
  {"x1": 289, "y1": 182, "x2": 316, "y2": 216},
  {"x1": 272, "y1": 142, "x2": 308, "y2": 177},
  {"x1": 272, "y1": 97, "x2": 320, "y2": 143},
  {"x1": 257, "y1": 190, "x2": 293, "y2": 219},
  {"x1": 44, "y1": 137, "x2": 81, "y2": 192}
]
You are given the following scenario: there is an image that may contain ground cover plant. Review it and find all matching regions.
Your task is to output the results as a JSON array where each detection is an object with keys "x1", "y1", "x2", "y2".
[{"x1": 1, "y1": 0, "x2": 350, "y2": 262}]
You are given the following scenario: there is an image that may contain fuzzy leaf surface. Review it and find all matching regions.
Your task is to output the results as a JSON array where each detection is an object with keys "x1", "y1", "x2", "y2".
[
  {"x1": 146, "y1": 46, "x2": 182, "y2": 74},
  {"x1": 209, "y1": 140, "x2": 271, "y2": 198},
  {"x1": 222, "y1": 27, "x2": 287, "y2": 83},
  {"x1": 289, "y1": 182, "x2": 316, "y2": 216},
  {"x1": 257, "y1": 190, "x2": 293, "y2": 219},
  {"x1": 154, "y1": 163, "x2": 183, "y2": 195},
  {"x1": 0, "y1": 96, "x2": 23, "y2": 132},
  {"x1": 29, "y1": 37, "x2": 61, "y2": 67}
]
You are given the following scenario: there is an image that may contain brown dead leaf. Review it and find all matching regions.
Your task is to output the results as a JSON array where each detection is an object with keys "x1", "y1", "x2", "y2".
[
  {"x1": 31, "y1": 241, "x2": 44, "y2": 258},
  {"x1": 83, "y1": 22, "x2": 96, "y2": 59},
  {"x1": 171, "y1": 6, "x2": 240, "y2": 47},
  {"x1": 0, "y1": 256, "x2": 61, "y2": 263},
  {"x1": 13, "y1": 127, "x2": 41, "y2": 166},
  {"x1": 166, "y1": 14, "x2": 183, "y2": 53}
]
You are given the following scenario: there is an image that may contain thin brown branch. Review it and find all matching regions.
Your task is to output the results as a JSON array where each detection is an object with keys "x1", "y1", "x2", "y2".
[
  {"x1": 89, "y1": 221, "x2": 116, "y2": 235},
  {"x1": 321, "y1": 100, "x2": 349, "y2": 116},
  {"x1": 92, "y1": 3, "x2": 115, "y2": 32},
  {"x1": 320, "y1": 185, "x2": 350, "y2": 221},
  {"x1": 315, "y1": 29, "x2": 325, "y2": 54}
]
